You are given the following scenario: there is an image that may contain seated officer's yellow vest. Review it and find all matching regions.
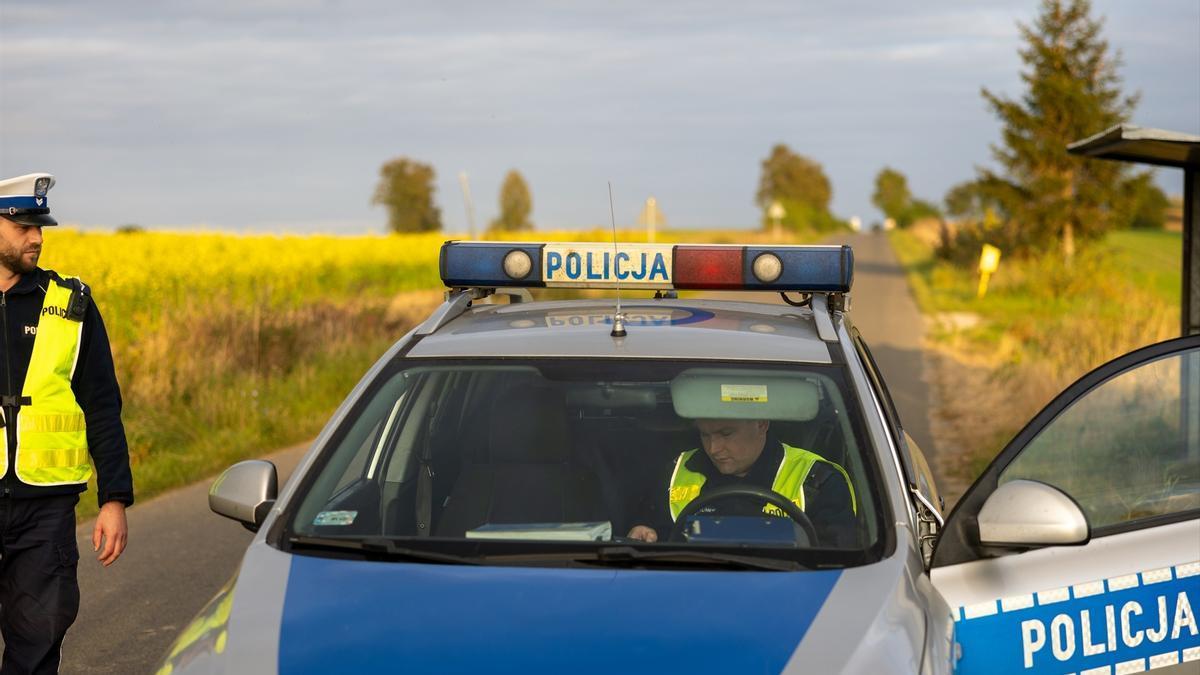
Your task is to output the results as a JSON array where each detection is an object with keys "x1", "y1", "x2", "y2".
[
  {"x1": 667, "y1": 443, "x2": 855, "y2": 522},
  {"x1": 0, "y1": 280, "x2": 92, "y2": 486}
]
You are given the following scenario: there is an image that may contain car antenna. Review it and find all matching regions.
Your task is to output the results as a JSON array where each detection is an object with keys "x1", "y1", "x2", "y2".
[{"x1": 608, "y1": 181, "x2": 627, "y2": 338}]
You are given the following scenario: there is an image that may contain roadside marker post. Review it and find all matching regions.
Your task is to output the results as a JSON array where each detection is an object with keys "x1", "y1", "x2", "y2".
[
  {"x1": 639, "y1": 197, "x2": 659, "y2": 243},
  {"x1": 977, "y1": 244, "x2": 1001, "y2": 299}
]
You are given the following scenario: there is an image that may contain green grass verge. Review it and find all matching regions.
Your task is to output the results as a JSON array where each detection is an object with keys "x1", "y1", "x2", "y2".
[
  {"x1": 1106, "y1": 229, "x2": 1182, "y2": 304},
  {"x1": 76, "y1": 335, "x2": 399, "y2": 520},
  {"x1": 891, "y1": 228, "x2": 1180, "y2": 351},
  {"x1": 888, "y1": 227, "x2": 1181, "y2": 480}
]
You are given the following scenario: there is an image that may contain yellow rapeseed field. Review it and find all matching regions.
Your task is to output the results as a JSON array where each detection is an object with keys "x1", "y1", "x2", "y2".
[
  {"x1": 40, "y1": 230, "x2": 446, "y2": 318},
  {"x1": 41, "y1": 227, "x2": 786, "y2": 318}
]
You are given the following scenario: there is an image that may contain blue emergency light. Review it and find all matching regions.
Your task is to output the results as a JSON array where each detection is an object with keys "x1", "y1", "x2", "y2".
[{"x1": 439, "y1": 241, "x2": 854, "y2": 293}]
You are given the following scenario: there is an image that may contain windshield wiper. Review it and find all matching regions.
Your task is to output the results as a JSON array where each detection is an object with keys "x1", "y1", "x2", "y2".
[
  {"x1": 288, "y1": 535, "x2": 481, "y2": 565},
  {"x1": 595, "y1": 546, "x2": 804, "y2": 571},
  {"x1": 491, "y1": 545, "x2": 804, "y2": 571},
  {"x1": 289, "y1": 537, "x2": 803, "y2": 570}
]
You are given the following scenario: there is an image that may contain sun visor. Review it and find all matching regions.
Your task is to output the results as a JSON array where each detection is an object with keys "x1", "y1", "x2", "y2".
[{"x1": 670, "y1": 369, "x2": 820, "y2": 421}]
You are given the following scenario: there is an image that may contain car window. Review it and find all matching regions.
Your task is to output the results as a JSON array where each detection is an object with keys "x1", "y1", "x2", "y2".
[
  {"x1": 1000, "y1": 346, "x2": 1200, "y2": 531},
  {"x1": 293, "y1": 370, "x2": 418, "y2": 525},
  {"x1": 330, "y1": 418, "x2": 383, "y2": 495},
  {"x1": 286, "y1": 358, "x2": 889, "y2": 566},
  {"x1": 852, "y1": 331, "x2": 934, "y2": 523}
]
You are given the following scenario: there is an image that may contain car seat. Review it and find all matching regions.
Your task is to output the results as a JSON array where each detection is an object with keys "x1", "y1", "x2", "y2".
[{"x1": 434, "y1": 384, "x2": 605, "y2": 537}]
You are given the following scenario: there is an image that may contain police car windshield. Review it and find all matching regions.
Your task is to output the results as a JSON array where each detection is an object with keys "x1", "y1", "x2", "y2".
[{"x1": 288, "y1": 359, "x2": 885, "y2": 565}]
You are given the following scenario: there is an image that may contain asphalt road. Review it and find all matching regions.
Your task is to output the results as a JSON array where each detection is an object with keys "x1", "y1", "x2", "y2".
[
  {"x1": 57, "y1": 442, "x2": 311, "y2": 674},
  {"x1": 719, "y1": 231, "x2": 935, "y2": 456},
  {"x1": 825, "y1": 231, "x2": 936, "y2": 457},
  {"x1": 52, "y1": 230, "x2": 933, "y2": 674}
]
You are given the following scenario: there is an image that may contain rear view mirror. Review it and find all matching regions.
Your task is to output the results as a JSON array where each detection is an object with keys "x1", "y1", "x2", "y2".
[
  {"x1": 978, "y1": 479, "x2": 1089, "y2": 548},
  {"x1": 209, "y1": 460, "x2": 278, "y2": 532}
]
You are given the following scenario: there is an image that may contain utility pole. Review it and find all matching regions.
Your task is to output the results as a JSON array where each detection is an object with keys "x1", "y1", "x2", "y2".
[
  {"x1": 645, "y1": 197, "x2": 658, "y2": 243},
  {"x1": 457, "y1": 171, "x2": 477, "y2": 238}
]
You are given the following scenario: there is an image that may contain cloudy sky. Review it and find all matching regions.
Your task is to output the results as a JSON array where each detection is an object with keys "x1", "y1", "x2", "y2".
[{"x1": 1, "y1": 1, "x2": 1196, "y2": 234}]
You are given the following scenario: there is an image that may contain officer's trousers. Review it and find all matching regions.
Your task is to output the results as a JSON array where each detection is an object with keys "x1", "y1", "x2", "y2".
[{"x1": 0, "y1": 495, "x2": 80, "y2": 675}]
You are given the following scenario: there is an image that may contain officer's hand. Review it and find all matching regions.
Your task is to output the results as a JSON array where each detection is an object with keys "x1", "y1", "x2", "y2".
[
  {"x1": 627, "y1": 525, "x2": 658, "y2": 543},
  {"x1": 93, "y1": 501, "x2": 128, "y2": 567}
]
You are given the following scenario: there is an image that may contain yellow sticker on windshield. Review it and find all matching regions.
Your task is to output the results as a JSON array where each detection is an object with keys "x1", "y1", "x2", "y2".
[{"x1": 720, "y1": 384, "x2": 768, "y2": 403}]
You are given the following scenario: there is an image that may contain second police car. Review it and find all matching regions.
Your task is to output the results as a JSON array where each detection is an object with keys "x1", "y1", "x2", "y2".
[{"x1": 159, "y1": 241, "x2": 1200, "y2": 674}]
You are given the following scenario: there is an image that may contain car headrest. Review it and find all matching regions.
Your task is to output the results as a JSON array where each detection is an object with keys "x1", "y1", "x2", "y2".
[{"x1": 488, "y1": 384, "x2": 570, "y2": 464}]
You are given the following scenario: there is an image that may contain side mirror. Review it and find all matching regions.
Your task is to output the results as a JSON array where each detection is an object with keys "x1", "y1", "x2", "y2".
[
  {"x1": 209, "y1": 460, "x2": 278, "y2": 532},
  {"x1": 978, "y1": 479, "x2": 1089, "y2": 548}
]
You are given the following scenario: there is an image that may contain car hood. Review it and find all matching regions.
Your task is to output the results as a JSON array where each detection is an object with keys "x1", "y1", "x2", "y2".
[{"x1": 160, "y1": 540, "x2": 929, "y2": 675}]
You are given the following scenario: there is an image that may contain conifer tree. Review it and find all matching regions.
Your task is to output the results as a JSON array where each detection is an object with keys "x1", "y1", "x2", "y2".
[
  {"x1": 979, "y1": 0, "x2": 1142, "y2": 259},
  {"x1": 490, "y1": 170, "x2": 534, "y2": 232}
]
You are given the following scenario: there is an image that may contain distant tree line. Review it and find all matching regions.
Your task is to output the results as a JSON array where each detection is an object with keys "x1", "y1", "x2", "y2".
[
  {"x1": 372, "y1": 162, "x2": 535, "y2": 234},
  {"x1": 373, "y1": 146, "x2": 857, "y2": 236},
  {"x1": 871, "y1": 167, "x2": 940, "y2": 229},
  {"x1": 373, "y1": 0, "x2": 1169, "y2": 253}
]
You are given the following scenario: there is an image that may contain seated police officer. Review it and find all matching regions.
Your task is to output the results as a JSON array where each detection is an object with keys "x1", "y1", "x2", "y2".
[{"x1": 627, "y1": 419, "x2": 856, "y2": 546}]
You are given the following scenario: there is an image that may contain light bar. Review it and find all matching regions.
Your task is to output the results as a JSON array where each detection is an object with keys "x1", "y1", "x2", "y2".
[
  {"x1": 439, "y1": 242, "x2": 544, "y2": 288},
  {"x1": 439, "y1": 241, "x2": 853, "y2": 293}
]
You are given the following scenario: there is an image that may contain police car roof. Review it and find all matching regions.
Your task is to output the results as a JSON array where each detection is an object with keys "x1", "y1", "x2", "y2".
[{"x1": 407, "y1": 297, "x2": 834, "y2": 362}]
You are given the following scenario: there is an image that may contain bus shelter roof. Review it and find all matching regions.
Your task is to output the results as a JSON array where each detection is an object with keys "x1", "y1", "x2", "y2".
[{"x1": 1068, "y1": 124, "x2": 1200, "y2": 169}]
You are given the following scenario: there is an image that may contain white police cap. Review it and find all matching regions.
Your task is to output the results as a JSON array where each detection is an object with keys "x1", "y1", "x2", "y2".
[{"x1": 0, "y1": 173, "x2": 58, "y2": 226}]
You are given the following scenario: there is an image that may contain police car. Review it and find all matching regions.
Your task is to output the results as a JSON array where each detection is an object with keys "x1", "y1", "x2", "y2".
[{"x1": 158, "y1": 241, "x2": 1200, "y2": 674}]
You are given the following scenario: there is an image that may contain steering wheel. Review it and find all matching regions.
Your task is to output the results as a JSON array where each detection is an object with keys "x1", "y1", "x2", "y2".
[{"x1": 667, "y1": 484, "x2": 818, "y2": 545}]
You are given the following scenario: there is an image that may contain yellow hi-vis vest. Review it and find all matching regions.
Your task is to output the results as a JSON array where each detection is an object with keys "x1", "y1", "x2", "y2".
[
  {"x1": 667, "y1": 443, "x2": 856, "y2": 522},
  {"x1": 0, "y1": 281, "x2": 92, "y2": 486}
]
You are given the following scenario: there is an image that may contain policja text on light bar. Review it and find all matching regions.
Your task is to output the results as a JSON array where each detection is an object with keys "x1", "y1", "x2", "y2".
[{"x1": 438, "y1": 241, "x2": 854, "y2": 293}]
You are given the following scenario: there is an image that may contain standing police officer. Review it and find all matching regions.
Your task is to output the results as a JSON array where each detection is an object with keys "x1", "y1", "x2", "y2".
[{"x1": 0, "y1": 174, "x2": 132, "y2": 674}]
